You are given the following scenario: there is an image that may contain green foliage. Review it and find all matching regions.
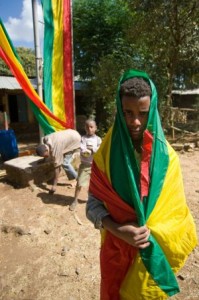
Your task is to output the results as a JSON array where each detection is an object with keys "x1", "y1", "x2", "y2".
[
  {"x1": 126, "y1": 0, "x2": 199, "y2": 94},
  {"x1": 73, "y1": 0, "x2": 132, "y2": 79},
  {"x1": 0, "y1": 58, "x2": 11, "y2": 76},
  {"x1": 0, "y1": 47, "x2": 36, "y2": 77},
  {"x1": 17, "y1": 47, "x2": 36, "y2": 77},
  {"x1": 88, "y1": 53, "x2": 136, "y2": 134},
  {"x1": 73, "y1": 0, "x2": 199, "y2": 133},
  {"x1": 73, "y1": 0, "x2": 136, "y2": 132}
]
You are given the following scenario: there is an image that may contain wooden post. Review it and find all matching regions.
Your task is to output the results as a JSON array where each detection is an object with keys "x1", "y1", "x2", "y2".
[
  {"x1": 171, "y1": 109, "x2": 175, "y2": 139},
  {"x1": 3, "y1": 111, "x2": 8, "y2": 130},
  {"x1": 32, "y1": 0, "x2": 44, "y2": 142}
]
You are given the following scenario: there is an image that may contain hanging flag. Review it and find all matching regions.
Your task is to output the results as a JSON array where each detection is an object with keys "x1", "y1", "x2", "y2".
[
  {"x1": 0, "y1": 18, "x2": 67, "y2": 135},
  {"x1": 41, "y1": 0, "x2": 75, "y2": 128}
]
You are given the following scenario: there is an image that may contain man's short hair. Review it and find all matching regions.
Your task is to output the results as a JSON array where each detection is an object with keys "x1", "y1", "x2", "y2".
[
  {"x1": 36, "y1": 144, "x2": 48, "y2": 156},
  {"x1": 120, "y1": 77, "x2": 151, "y2": 99}
]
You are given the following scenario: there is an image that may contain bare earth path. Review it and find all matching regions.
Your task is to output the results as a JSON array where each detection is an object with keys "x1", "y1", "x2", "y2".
[{"x1": 0, "y1": 150, "x2": 199, "y2": 300}]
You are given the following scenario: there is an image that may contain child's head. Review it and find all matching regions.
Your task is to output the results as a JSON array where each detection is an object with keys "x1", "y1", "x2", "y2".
[{"x1": 85, "y1": 119, "x2": 97, "y2": 136}]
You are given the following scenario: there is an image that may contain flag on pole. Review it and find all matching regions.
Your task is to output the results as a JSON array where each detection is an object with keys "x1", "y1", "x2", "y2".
[
  {"x1": 41, "y1": 0, "x2": 75, "y2": 128},
  {"x1": 0, "y1": 18, "x2": 67, "y2": 135}
]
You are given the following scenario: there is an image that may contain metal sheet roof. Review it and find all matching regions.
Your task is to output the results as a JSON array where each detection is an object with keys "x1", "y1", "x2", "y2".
[
  {"x1": 172, "y1": 88, "x2": 199, "y2": 95},
  {"x1": 0, "y1": 76, "x2": 84, "y2": 91},
  {"x1": 0, "y1": 76, "x2": 37, "y2": 90}
]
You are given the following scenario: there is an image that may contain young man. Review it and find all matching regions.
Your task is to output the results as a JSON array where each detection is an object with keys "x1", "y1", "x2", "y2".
[
  {"x1": 86, "y1": 70, "x2": 197, "y2": 299},
  {"x1": 69, "y1": 119, "x2": 101, "y2": 211},
  {"x1": 36, "y1": 129, "x2": 81, "y2": 194}
]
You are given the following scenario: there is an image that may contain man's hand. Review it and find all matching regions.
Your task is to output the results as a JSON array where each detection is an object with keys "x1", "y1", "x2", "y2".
[
  {"x1": 116, "y1": 222, "x2": 150, "y2": 248},
  {"x1": 82, "y1": 149, "x2": 92, "y2": 157},
  {"x1": 102, "y1": 216, "x2": 150, "y2": 249}
]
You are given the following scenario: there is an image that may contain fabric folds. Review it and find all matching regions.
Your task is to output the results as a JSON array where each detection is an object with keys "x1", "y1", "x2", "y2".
[
  {"x1": 0, "y1": 19, "x2": 67, "y2": 134},
  {"x1": 41, "y1": 0, "x2": 74, "y2": 128},
  {"x1": 89, "y1": 69, "x2": 197, "y2": 299}
]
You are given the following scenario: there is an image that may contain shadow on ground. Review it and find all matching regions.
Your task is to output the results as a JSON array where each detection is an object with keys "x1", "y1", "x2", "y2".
[{"x1": 37, "y1": 192, "x2": 87, "y2": 207}]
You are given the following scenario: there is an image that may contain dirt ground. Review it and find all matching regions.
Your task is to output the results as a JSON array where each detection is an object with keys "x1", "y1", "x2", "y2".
[{"x1": 0, "y1": 150, "x2": 199, "y2": 300}]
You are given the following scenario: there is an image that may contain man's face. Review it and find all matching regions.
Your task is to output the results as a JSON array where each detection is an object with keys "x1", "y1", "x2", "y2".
[
  {"x1": 43, "y1": 149, "x2": 49, "y2": 158},
  {"x1": 122, "y1": 95, "x2": 150, "y2": 141}
]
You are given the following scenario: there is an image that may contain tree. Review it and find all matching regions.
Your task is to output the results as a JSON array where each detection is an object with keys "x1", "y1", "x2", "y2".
[
  {"x1": 73, "y1": 0, "x2": 199, "y2": 132},
  {"x1": 126, "y1": 0, "x2": 199, "y2": 104},
  {"x1": 73, "y1": 0, "x2": 139, "y2": 132},
  {"x1": 0, "y1": 47, "x2": 36, "y2": 77},
  {"x1": 0, "y1": 58, "x2": 12, "y2": 76},
  {"x1": 88, "y1": 51, "x2": 140, "y2": 135},
  {"x1": 73, "y1": 0, "x2": 132, "y2": 80}
]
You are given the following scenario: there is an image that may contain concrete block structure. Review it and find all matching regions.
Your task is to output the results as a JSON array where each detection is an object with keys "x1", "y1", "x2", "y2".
[{"x1": 4, "y1": 156, "x2": 54, "y2": 188}]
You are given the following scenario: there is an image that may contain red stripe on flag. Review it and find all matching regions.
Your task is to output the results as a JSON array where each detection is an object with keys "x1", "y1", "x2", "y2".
[
  {"x1": 140, "y1": 130, "x2": 153, "y2": 200},
  {"x1": 89, "y1": 162, "x2": 138, "y2": 299},
  {"x1": 63, "y1": 0, "x2": 74, "y2": 128}
]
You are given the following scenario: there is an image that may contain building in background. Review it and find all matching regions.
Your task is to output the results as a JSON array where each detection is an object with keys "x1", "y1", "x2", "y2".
[
  {"x1": 0, "y1": 76, "x2": 86, "y2": 140},
  {"x1": 172, "y1": 88, "x2": 199, "y2": 132}
]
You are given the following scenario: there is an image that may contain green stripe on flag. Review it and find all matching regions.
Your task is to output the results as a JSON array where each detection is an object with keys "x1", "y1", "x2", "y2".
[
  {"x1": 28, "y1": 100, "x2": 55, "y2": 135},
  {"x1": 110, "y1": 69, "x2": 179, "y2": 296},
  {"x1": 41, "y1": 0, "x2": 54, "y2": 112}
]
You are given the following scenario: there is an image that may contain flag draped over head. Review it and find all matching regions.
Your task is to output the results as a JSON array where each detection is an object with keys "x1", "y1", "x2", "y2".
[
  {"x1": 0, "y1": 19, "x2": 67, "y2": 135},
  {"x1": 89, "y1": 69, "x2": 197, "y2": 299},
  {"x1": 41, "y1": 0, "x2": 74, "y2": 129}
]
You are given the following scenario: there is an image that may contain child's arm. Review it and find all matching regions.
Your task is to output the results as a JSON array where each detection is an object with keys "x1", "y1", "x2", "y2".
[
  {"x1": 92, "y1": 136, "x2": 102, "y2": 153},
  {"x1": 80, "y1": 136, "x2": 87, "y2": 153}
]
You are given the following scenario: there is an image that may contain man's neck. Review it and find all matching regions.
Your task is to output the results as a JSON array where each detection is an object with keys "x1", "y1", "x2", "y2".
[{"x1": 132, "y1": 139, "x2": 142, "y2": 153}]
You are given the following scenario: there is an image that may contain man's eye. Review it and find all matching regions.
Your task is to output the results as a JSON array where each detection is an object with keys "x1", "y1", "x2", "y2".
[
  {"x1": 140, "y1": 112, "x2": 148, "y2": 117},
  {"x1": 123, "y1": 111, "x2": 132, "y2": 117}
]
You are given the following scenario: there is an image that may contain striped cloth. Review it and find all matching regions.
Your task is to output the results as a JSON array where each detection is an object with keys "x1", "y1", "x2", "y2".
[
  {"x1": 89, "y1": 69, "x2": 197, "y2": 299},
  {"x1": 0, "y1": 18, "x2": 67, "y2": 134},
  {"x1": 41, "y1": 0, "x2": 74, "y2": 128}
]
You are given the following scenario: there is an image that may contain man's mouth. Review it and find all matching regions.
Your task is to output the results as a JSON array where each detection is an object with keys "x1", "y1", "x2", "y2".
[
  {"x1": 129, "y1": 128, "x2": 141, "y2": 134},
  {"x1": 128, "y1": 128, "x2": 143, "y2": 138}
]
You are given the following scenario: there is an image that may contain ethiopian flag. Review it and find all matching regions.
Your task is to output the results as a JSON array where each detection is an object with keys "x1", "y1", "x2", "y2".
[
  {"x1": 0, "y1": 18, "x2": 67, "y2": 134},
  {"x1": 41, "y1": 0, "x2": 74, "y2": 128},
  {"x1": 89, "y1": 69, "x2": 197, "y2": 299}
]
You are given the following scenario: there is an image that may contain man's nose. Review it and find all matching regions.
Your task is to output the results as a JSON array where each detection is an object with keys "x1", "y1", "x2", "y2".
[{"x1": 130, "y1": 116, "x2": 141, "y2": 126}]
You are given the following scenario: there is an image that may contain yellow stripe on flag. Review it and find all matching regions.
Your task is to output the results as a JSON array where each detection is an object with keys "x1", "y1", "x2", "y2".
[
  {"x1": 119, "y1": 143, "x2": 197, "y2": 299},
  {"x1": 51, "y1": 0, "x2": 65, "y2": 122}
]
